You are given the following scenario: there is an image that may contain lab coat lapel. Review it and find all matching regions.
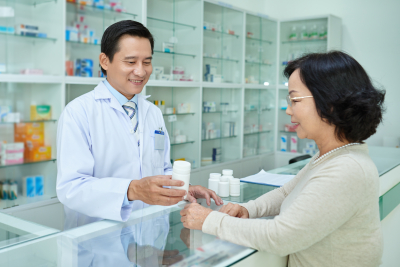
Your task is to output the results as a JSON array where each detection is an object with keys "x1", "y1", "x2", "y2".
[
  {"x1": 138, "y1": 94, "x2": 151, "y2": 167},
  {"x1": 93, "y1": 82, "x2": 127, "y2": 115}
]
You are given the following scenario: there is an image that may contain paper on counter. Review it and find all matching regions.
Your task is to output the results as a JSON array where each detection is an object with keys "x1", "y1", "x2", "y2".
[{"x1": 240, "y1": 169, "x2": 295, "y2": 187}]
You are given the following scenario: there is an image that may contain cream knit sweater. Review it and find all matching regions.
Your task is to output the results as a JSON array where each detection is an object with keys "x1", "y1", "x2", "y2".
[{"x1": 203, "y1": 144, "x2": 383, "y2": 267}]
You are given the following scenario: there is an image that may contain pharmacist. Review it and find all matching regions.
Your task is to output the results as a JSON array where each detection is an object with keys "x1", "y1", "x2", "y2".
[{"x1": 56, "y1": 20, "x2": 222, "y2": 230}]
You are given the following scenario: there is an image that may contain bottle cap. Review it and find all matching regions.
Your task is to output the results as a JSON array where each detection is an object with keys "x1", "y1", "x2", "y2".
[
  {"x1": 209, "y1": 173, "x2": 221, "y2": 180},
  {"x1": 173, "y1": 160, "x2": 191, "y2": 169},
  {"x1": 222, "y1": 169, "x2": 233, "y2": 176}
]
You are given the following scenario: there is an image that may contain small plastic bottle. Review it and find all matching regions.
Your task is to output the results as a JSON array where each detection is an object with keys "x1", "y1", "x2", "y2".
[
  {"x1": 218, "y1": 176, "x2": 230, "y2": 197},
  {"x1": 208, "y1": 173, "x2": 221, "y2": 193},
  {"x1": 230, "y1": 178, "x2": 240, "y2": 197},
  {"x1": 222, "y1": 169, "x2": 234, "y2": 181}
]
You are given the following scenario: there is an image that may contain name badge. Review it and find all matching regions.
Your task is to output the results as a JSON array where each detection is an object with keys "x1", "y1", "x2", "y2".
[{"x1": 154, "y1": 130, "x2": 165, "y2": 150}]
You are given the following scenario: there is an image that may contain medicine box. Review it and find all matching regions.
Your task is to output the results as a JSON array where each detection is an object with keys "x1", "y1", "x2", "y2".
[
  {"x1": 162, "y1": 42, "x2": 174, "y2": 53},
  {"x1": 23, "y1": 176, "x2": 35, "y2": 197},
  {"x1": 25, "y1": 146, "x2": 51, "y2": 162},
  {"x1": 280, "y1": 135, "x2": 288, "y2": 152},
  {"x1": 30, "y1": 105, "x2": 51, "y2": 120},
  {"x1": 35, "y1": 176, "x2": 44, "y2": 196}
]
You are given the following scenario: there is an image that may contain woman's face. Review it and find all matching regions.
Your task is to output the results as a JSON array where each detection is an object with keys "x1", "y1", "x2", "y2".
[{"x1": 286, "y1": 69, "x2": 328, "y2": 140}]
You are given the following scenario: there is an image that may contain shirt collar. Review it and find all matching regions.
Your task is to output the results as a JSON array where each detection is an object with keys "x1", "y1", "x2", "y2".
[{"x1": 103, "y1": 79, "x2": 138, "y2": 107}]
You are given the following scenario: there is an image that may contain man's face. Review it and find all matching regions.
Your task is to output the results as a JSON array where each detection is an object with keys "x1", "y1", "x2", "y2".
[{"x1": 100, "y1": 35, "x2": 153, "y2": 99}]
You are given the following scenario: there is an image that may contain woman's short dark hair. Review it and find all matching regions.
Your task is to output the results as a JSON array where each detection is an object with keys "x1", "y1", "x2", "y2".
[
  {"x1": 100, "y1": 20, "x2": 154, "y2": 75},
  {"x1": 284, "y1": 51, "x2": 385, "y2": 143}
]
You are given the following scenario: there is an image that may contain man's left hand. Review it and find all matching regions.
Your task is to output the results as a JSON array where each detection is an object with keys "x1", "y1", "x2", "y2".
[{"x1": 187, "y1": 185, "x2": 223, "y2": 206}]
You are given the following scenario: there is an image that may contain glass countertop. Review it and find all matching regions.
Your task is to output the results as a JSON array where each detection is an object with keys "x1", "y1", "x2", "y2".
[
  {"x1": 0, "y1": 200, "x2": 256, "y2": 266},
  {"x1": 0, "y1": 145, "x2": 398, "y2": 266},
  {"x1": 0, "y1": 213, "x2": 59, "y2": 251}
]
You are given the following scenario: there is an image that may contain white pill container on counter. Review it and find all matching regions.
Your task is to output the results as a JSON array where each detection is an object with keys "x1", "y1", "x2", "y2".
[
  {"x1": 230, "y1": 178, "x2": 240, "y2": 196},
  {"x1": 171, "y1": 160, "x2": 191, "y2": 200},
  {"x1": 208, "y1": 173, "x2": 221, "y2": 193},
  {"x1": 218, "y1": 176, "x2": 230, "y2": 197}
]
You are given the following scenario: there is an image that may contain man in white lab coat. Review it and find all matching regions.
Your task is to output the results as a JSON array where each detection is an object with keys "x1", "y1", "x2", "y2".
[{"x1": 56, "y1": 20, "x2": 222, "y2": 230}]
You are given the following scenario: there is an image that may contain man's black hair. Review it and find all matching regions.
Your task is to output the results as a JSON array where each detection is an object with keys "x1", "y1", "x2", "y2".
[{"x1": 100, "y1": 20, "x2": 154, "y2": 75}]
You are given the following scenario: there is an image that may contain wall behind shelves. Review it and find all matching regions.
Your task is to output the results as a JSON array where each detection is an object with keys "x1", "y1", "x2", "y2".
[{"x1": 228, "y1": 0, "x2": 400, "y2": 147}]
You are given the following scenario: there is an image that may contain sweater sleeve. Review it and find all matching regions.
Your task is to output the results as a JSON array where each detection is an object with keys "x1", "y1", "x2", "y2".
[
  {"x1": 203, "y1": 157, "x2": 365, "y2": 256},
  {"x1": 240, "y1": 165, "x2": 309, "y2": 218}
]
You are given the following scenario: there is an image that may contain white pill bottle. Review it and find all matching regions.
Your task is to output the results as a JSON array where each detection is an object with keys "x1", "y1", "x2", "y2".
[{"x1": 171, "y1": 160, "x2": 191, "y2": 200}]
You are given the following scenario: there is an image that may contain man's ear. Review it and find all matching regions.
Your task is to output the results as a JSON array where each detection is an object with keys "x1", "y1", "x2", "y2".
[{"x1": 99, "y1": 53, "x2": 109, "y2": 72}]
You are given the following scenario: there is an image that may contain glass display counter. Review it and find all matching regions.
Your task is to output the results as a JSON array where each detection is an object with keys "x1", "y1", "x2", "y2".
[
  {"x1": 0, "y1": 82, "x2": 61, "y2": 210},
  {"x1": 201, "y1": 87, "x2": 242, "y2": 166},
  {"x1": 0, "y1": 146, "x2": 398, "y2": 267},
  {"x1": 203, "y1": 2, "x2": 243, "y2": 84},
  {"x1": 243, "y1": 88, "x2": 275, "y2": 157},
  {"x1": 146, "y1": 86, "x2": 200, "y2": 168},
  {"x1": 0, "y1": 0, "x2": 63, "y2": 75},
  {"x1": 245, "y1": 14, "x2": 277, "y2": 86}
]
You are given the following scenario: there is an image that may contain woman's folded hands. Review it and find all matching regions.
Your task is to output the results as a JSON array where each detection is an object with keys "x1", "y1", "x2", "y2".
[{"x1": 219, "y1": 203, "x2": 249, "y2": 218}]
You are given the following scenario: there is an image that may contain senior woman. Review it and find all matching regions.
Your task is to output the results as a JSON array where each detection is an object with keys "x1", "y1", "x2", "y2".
[{"x1": 180, "y1": 51, "x2": 385, "y2": 267}]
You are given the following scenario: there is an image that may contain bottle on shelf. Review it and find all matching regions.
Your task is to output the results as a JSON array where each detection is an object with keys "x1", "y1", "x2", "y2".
[
  {"x1": 289, "y1": 26, "x2": 298, "y2": 41},
  {"x1": 300, "y1": 25, "x2": 308, "y2": 40}
]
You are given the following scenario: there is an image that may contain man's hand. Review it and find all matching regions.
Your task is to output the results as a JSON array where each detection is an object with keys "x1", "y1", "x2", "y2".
[
  {"x1": 219, "y1": 203, "x2": 249, "y2": 218},
  {"x1": 186, "y1": 185, "x2": 223, "y2": 206},
  {"x1": 127, "y1": 175, "x2": 186, "y2": 206}
]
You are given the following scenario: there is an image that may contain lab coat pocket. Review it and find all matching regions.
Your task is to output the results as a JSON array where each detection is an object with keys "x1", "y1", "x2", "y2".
[{"x1": 151, "y1": 134, "x2": 164, "y2": 168}]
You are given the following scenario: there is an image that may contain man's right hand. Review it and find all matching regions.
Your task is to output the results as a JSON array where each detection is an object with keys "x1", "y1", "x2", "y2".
[{"x1": 127, "y1": 175, "x2": 186, "y2": 206}]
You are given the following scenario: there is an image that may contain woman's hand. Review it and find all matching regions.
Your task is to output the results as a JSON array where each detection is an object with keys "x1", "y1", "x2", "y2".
[
  {"x1": 180, "y1": 203, "x2": 212, "y2": 230},
  {"x1": 219, "y1": 203, "x2": 249, "y2": 218}
]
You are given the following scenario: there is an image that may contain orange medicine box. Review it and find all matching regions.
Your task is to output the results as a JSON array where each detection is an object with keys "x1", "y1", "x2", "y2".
[
  {"x1": 25, "y1": 146, "x2": 51, "y2": 162},
  {"x1": 14, "y1": 133, "x2": 45, "y2": 148},
  {"x1": 14, "y1": 122, "x2": 44, "y2": 135}
]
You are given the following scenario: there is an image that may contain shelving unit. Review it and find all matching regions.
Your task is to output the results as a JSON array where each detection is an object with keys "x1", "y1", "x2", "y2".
[
  {"x1": 277, "y1": 15, "x2": 341, "y2": 154},
  {"x1": 0, "y1": 0, "x2": 341, "y2": 212}
]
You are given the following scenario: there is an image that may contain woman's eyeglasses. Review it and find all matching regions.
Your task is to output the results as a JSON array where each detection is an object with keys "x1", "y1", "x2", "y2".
[{"x1": 286, "y1": 95, "x2": 313, "y2": 107}]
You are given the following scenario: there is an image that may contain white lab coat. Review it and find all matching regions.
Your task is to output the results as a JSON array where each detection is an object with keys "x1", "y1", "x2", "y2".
[{"x1": 56, "y1": 82, "x2": 173, "y2": 230}]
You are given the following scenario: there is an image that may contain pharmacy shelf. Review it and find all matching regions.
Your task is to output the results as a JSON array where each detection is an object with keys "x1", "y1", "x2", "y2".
[
  {"x1": 246, "y1": 37, "x2": 273, "y2": 44},
  {"x1": 244, "y1": 130, "x2": 271, "y2": 136},
  {"x1": 0, "y1": 120, "x2": 57, "y2": 125},
  {"x1": 203, "y1": 56, "x2": 239, "y2": 63},
  {"x1": 0, "y1": 74, "x2": 63, "y2": 84},
  {"x1": 170, "y1": 141, "x2": 195, "y2": 146},
  {"x1": 153, "y1": 50, "x2": 196, "y2": 58},
  {"x1": 66, "y1": 2, "x2": 138, "y2": 19},
  {"x1": 147, "y1": 17, "x2": 196, "y2": 29},
  {"x1": 15, "y1": 0, "x2": 56, "y2": 6},
  {"x1": 281, "y1": 39, "x2": 327, "y2": 44},
  {"x1": 245, "y1": 60, "x2": 272, "y2": 66},
  {"x1": 163, "y1": 113, "x2": 195, "y2": 116},
  {"x1": 244, "y1": 84, "x2": 274, "y2": 89},
  {"x1": 146, "y1": 80, "x2": 200, "y2": 87},
  {"x1": 0, "y1": 194, "x2": 58, "y2": 211},
  {"x1": 280, "y1": 131, "x2": 297, "y2": 134},
  {"x1": 66, "y1": 40, "x2": 100, "y2": 47},
  {"x1": 202, "y1": 82, "x2": 243, "y2": 88},
  {"x1": 65, "y1": 76, "x2": 104, "y2": 85},
  {"x1": 202, "y1": 111, "x2": 238, "y2": 114},
  {"x1": 244, "y1": 108, "x2": 271, "y2": 113},
  {"x1": 0, "y1": 159, "x2": 56, "y2": 169},
  {"x1": 0, "y1": 32, "x2": 57, "y2": 42},
  {"x1": 203, "y1": 29, "x2": 239, "y2": 38},
  {"x1": 202, "y1": 135, "x2": 237, "y2": 141}
]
